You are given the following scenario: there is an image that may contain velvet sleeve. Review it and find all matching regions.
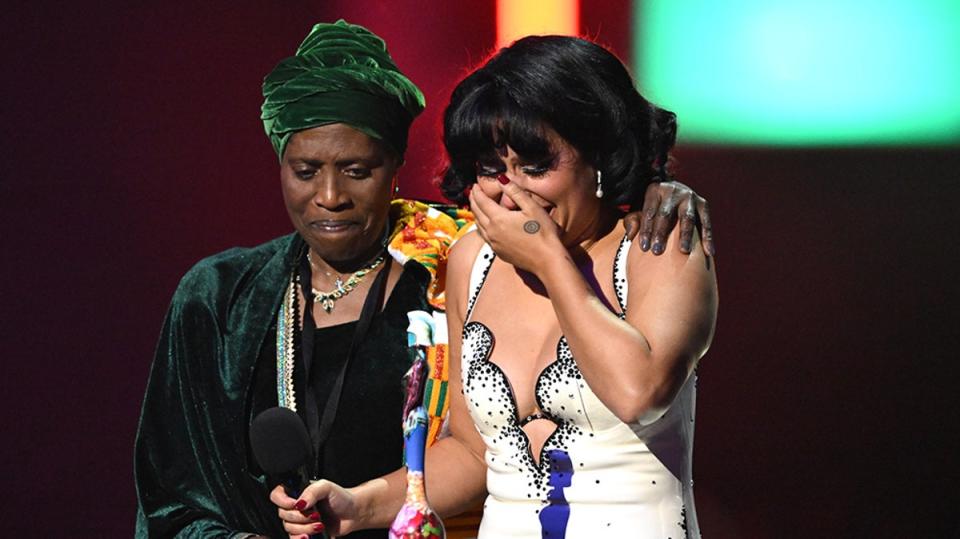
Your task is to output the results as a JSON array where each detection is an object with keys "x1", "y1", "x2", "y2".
[{"x1": 134, "y1": 264, "x2": 275, "y2": 538}]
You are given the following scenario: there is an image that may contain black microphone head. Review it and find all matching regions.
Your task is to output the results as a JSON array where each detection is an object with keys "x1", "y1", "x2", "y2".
[{"x1": 250, "y1": 407, "x2": 313, "y2": 477}]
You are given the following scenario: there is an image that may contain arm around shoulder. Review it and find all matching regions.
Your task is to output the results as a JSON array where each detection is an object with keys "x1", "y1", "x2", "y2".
[{"x1": 622, "y1": 226, "x2": 717, "y2": 422}]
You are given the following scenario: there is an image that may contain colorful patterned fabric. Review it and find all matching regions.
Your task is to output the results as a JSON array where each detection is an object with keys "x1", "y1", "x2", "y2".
[
  {"x1": 387, "y1": 199, "x2": 467, "y2": 309},
  {"x1": 385, "y1": 199, "x2": 473, "y2": 445}
]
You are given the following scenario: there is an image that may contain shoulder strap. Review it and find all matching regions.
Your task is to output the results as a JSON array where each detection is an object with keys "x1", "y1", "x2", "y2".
[
  {"x1": 613, "y1": 235, "x2": 632, "y2": 313},
  {"x1": 464, "y1": 243, "x2": 495, "y2": 322},
  {"x1": 315, "y1": 263, "x2": 389, "y2": 450}
]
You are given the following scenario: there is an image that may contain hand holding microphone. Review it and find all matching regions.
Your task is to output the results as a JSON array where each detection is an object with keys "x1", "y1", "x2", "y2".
[{"x1": 252, "y1": 407, "x2": 347, "y2": 538}]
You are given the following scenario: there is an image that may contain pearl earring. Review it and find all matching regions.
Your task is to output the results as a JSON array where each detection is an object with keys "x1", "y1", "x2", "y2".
[{"x1": 595, "y1": 170, "x2": 603, "y2": 198}]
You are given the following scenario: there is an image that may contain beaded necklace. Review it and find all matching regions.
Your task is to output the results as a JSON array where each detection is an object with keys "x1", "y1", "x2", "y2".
[{"x1": 276, "y1": 271, "x2": 298, "y2": 410}]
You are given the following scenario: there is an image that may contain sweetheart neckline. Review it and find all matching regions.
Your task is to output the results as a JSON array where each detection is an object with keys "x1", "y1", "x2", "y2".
[
  {"x1": 464, "y1": 321, "x2": 567, "y2": 409},
  {"x1": 463, "y1": 320, "x2": 576, "y2": 469}
]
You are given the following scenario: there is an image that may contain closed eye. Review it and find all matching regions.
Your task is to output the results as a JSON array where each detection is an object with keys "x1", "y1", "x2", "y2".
[
  {"x1": 520, "y1": 165, "x2": 550, "y2": 178},
  {"x1": 476, "y1": 162, "x2": 504, "y2": 179},
  {"x1": 342, "y1": 166, "x2": 371, "y2": 179},
  {"x1": 294, "y1": 168, "x2": 316, "y2": 180}
]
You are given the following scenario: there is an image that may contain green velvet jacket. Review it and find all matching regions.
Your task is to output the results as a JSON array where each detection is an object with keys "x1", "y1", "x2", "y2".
[
  {"x1": 135, "y1": 233, "x2": 304, "y2": 538},
  {"x1": 135, "y1": 199, "x2": 468, "y2": 538},
  {"x1": 136, "y1": 232, "x2": 439, "y2": 538}
]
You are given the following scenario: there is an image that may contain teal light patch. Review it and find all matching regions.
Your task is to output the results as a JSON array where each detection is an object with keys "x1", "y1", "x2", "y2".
[{"x1": 634, "y1": 0, "x2": 960, "y2": 145}]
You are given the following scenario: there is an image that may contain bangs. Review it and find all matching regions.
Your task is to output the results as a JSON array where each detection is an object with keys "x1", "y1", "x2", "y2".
[{"x1": 444, "y1": 82, "x2": 554, "y2": 165}]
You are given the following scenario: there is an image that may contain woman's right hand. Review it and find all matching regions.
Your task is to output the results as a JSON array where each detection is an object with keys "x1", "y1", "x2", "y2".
[{"x1": 270, "y1": 480, "x2": 359, "y2": 538}]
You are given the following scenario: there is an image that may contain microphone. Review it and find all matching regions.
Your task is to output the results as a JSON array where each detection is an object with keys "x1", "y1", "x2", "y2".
[{"x1": 250, "y1": 406, "x2": 314, "y2": 498}]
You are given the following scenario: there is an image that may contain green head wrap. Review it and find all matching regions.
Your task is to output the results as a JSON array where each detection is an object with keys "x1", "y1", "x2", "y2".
[{"x1": 261, "y1": 20, "x2": 426, "y2": 160}]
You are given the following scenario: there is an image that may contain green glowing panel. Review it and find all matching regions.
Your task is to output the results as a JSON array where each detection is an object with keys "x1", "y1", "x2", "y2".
[{"x1": 634, "y1": 0, "x2": 960, "y2": 145}]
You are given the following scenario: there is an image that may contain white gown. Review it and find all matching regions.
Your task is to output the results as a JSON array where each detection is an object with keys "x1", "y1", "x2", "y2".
[{"x1": 460, "y1": 238, "x2": 700, "y2": 539}]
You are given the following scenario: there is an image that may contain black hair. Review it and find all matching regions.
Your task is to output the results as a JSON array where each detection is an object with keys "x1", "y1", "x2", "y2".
[{"x1": 440, "y1": 35, "x2": 676, "y2": 208}]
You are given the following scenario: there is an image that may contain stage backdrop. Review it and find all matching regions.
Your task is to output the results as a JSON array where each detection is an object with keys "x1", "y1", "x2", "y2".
[{"x1": 1, "y1": 2, "x2": 957, "y2": 537}]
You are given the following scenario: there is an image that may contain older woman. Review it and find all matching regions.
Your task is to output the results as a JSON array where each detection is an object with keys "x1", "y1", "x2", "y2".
[
  {"x1": 136, "y1": 22, "x2": 713, "y2": 538},
  {"x1": 273, "y1": 35, "x2": 717, "y2": 539},
  {"x1": 134, "y1": 20, "x2": 455, "y2": 539}
]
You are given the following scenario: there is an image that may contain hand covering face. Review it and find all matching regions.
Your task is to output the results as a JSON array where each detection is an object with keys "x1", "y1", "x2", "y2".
[{"x1": 261, "y1": 19, "x2": 426, "y2": 160}]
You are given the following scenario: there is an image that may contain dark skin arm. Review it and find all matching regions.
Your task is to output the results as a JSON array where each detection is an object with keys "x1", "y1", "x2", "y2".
[{"x1": 625, "y1": 180, "x2": 716, "y2": 257}]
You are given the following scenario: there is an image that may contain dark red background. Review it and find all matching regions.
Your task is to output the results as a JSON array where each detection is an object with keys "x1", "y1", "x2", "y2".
[{"x1": 2, "y1": 2, "x2": 958, "y2": 537}]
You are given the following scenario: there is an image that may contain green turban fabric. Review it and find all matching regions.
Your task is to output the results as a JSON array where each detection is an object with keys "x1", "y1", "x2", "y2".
[{"x1": 261, "y1": 20, "x2": 426, "y2": 160}]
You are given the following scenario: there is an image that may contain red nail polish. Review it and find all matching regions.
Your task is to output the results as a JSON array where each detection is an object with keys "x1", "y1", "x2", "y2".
[
  {"x1": 309, "y1": 511, "x2": 321, "y2": 521},
  {"x1": 498, "y1": 174, "x2": 509, "y2": 185},
  {"x1": 314, "y1": 522, "x2": 326, "y2": 532},
  {"x1": 294, "y1": 499, "x2": 307, "y2": 510}
]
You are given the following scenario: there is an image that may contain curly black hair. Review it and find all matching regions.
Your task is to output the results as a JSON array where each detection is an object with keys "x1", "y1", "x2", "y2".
[{"x1": 440, "y1": 35, "x2": 676, "y2": 208}]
